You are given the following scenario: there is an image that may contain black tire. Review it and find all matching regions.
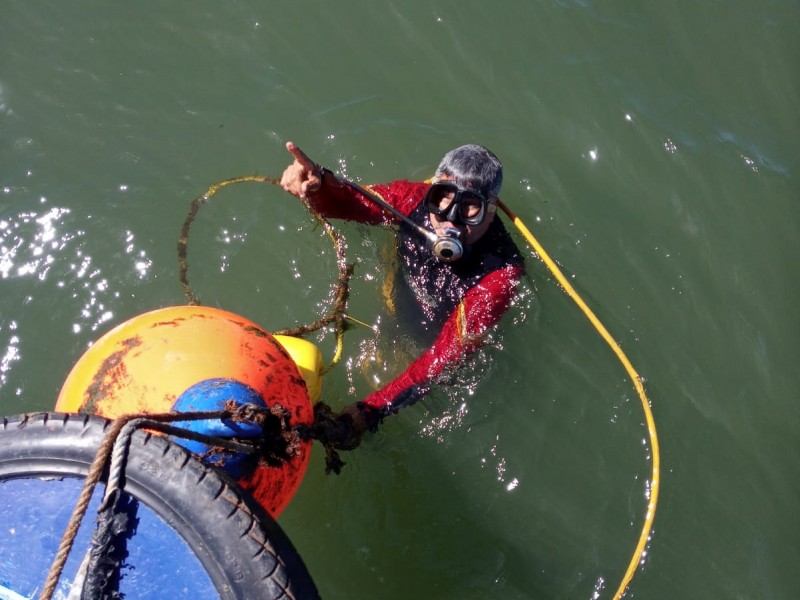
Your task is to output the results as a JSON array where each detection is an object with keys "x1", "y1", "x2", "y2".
[{"x1": 0, "y1": 412, "x2": 320, "y2": 600}]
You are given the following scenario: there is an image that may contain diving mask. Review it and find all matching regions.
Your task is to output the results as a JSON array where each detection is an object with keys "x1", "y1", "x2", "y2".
[{"x1": 423, "y1": 182, "x2": 492, "y2": 227}]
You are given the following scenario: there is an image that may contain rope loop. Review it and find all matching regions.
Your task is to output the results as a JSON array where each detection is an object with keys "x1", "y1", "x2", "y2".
[{"x1": 177, "y1": 175, "x2": 355, "y2": 369}]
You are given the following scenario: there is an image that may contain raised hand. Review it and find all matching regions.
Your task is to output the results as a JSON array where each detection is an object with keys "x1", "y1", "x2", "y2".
[{"x1": 280, "y1": 141, "x2": 324, "y2": 199}]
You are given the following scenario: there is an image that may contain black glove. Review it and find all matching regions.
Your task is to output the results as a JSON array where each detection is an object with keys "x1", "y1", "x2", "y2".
[{"x1": 298, "y1": 402, "x2": 382, "y2": 474}]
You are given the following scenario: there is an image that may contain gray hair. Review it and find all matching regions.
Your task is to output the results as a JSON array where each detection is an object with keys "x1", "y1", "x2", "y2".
[{"x1": 434, "y1": 144, "x2": 503, "y2": 199}]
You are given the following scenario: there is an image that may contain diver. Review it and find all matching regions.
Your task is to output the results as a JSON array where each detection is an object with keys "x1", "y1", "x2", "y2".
[{"x1": 280, "y1": 141, "x2": 524, "y2": 448}]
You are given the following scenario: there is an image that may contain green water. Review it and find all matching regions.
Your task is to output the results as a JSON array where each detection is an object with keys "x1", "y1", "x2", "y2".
[{"x1": 2, "y1": 1, "x2": 798, "y2": 598}]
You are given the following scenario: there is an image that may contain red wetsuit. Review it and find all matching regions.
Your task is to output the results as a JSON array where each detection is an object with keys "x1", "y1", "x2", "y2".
[{"x1": 306, "y1": 177, "x2": 525, "y2": 420}]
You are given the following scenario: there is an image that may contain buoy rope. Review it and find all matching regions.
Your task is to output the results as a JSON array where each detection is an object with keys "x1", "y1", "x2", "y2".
[
  {"x1": 39, "y1": 413, "x2": 145, "y2": 600},
  {"x1": 497, "y1": 200, "x2": 660, "y2": 599},
  {"x1": 177, "y1": 175, "x2": 354, "y2": 370}
]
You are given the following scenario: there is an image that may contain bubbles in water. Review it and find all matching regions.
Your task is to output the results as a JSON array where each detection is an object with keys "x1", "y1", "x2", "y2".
[
  {"x1": 590, "y1": 577, "x2": 605, "y2": 599},
  {"x1": 290, "y1": 258, "x2": 302, "y2": 279},
  {"x1": 741, "y1": 154, "x2": 758, "y2": 173},
  {"x1": 476, "y1": 434, "x2": 521, "y2": 492},
  {"x1": 216, "y1": 226, "x2": 247, "y2": 273},
  {"x1": 0, "y1": 82, "x2": 12, "y2": 116},
  {"x1": 335, "y1": 156, "x2": 350, "y2": 180},
  {"x1": 0, "y1": 322, "x2": 21, "y2": 390},
  {"x1": 420, "y1": 401, "x2": 470, "y2": 443},
  {"x1": 344, "y1": 318, "x2": 391, "y2": 396}
]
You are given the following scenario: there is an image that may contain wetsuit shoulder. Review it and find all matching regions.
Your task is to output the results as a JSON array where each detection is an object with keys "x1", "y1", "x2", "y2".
[{"x1": 368, "y1": 180, "x2": 428, "y2": 217}]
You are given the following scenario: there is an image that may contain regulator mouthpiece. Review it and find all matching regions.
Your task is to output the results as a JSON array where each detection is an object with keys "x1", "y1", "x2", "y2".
[{"x1": 431, "y1": 228, "x2": 464, "y2": 262}]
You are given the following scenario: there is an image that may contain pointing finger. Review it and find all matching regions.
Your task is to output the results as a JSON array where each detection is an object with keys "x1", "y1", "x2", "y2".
[{"x1": 285, "y1": 141, "x2": 317, "y2": 170}]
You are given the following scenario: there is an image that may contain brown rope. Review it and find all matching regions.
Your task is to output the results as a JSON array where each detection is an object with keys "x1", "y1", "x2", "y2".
[
  {"x1": 177, "y1": 175, "x2": 353, "y2": 338},
  {"x1": 39, "y1": 413, "x2": 147, "y2": 600},
  {"x1": 178, "y1": 176, "x2": 278, "y2": 306}
]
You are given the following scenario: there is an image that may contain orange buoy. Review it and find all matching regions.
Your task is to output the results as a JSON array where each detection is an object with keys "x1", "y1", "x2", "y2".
[{"x1": 56, "y1": 305, "x2": 314, "y2": 517}]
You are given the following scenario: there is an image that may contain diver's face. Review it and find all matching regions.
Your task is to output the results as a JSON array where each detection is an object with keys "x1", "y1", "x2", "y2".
[{"x1": 427, "y1": 177, "x2": 497, "y2": 247}]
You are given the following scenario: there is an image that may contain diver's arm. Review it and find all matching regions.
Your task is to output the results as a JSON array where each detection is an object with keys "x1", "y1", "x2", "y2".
[
  {"x1": 361, "y1": 263, "x2": 524, "y2": 417},
  {"x1": 280, "y1": 141, "x2": 426, "y2": 223},
  {"x1": 303, "y1": 170, "x2": 392, "y2": 224}
]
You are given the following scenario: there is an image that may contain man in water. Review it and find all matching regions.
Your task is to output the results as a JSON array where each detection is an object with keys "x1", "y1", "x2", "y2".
[{"x1": 280, "y1": 141, "x2": 524, "y2": 439}]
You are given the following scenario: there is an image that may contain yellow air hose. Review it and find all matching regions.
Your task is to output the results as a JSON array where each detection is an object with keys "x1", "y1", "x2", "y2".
[{"x1": 497, "y1": 200, "x2": 660, "y2": 599}]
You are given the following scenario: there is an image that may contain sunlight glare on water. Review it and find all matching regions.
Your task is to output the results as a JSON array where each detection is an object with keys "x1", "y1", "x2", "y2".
[{"x1": 0, "y1": 194, "x2": 155, "y2": 338}]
